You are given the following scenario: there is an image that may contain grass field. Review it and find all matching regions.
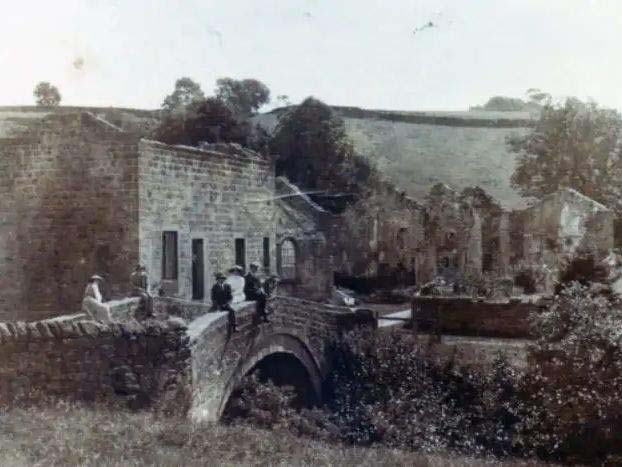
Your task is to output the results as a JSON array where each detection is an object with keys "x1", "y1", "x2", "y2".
[
  {"x1": 344, "y1": 118, "x2": 530, "y2": 208},
  {"x1": 0, "y1": 402, "x2": 548, "y2": 466}
]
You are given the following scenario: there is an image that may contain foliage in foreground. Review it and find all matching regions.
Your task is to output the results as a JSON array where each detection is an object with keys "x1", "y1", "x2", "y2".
[
  {"x1": 0, "y1": 400, "x2": 507, "y2": 467},
  {"x1": 228, "y1": 282, "x2": 622, "y2": 464}
]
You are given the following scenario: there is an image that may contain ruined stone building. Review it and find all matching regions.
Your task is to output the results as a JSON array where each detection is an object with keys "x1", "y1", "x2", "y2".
[
  {"x1": 0, "y1": 109, "x2": 332, "y2": 321},
  {"x1": 0, "y1": 107, "x2": 617, "y2": 319},
  {"x1": 508, "y1": 188, "x2": 614, "y2": 290}
]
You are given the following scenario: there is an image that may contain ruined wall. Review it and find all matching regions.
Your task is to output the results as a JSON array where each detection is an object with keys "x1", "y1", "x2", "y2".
[
  {"x1": 0, "y1": 317, "x2": 190, "y2": 410},
  {"x1": 327, "y1": 186, "x2": 426, "y2": 285},
  {"x1": 516, "y1": 188, "x2": 614, "y2": 284},
  {"x1": 137, "y1": 141, "x2": 276, "y2": 300},
  {"x1": 0, "y1": 113, "x2": 140, "y2": 320},
  {"x1": 274, "y1": 177, "x2": 332, "y2": 301},
  {"x1": 412, "y1": 296, "x2": 546, "y2": 338}
]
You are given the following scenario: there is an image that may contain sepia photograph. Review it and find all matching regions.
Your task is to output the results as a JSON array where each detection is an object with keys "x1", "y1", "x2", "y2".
[{"x1": 1, "y1": 1, "x2": 621, "y2": 465}]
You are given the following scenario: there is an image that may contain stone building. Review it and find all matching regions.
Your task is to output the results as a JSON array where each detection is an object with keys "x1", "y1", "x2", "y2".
[
  {"x1": 0, "y1": 110, "x2": 332, "y2": 321},
  {"x1": 324, "y1": 182, "x2": 426, "y2": 289},
  {"x1": 509, "y1": 188, "x2": 614, "y2": 291},
  {"x1": 274, "y1": 177, "x2": 332, "y2": 301}
]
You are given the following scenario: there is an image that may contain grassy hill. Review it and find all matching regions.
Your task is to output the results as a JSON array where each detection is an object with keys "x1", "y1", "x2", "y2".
[
  {"x1": 0, "y1": 105, "x2": 534, "y2": 208},
  {"x1": 254, "y1": 107, "x2": 534, "y2": 208}
]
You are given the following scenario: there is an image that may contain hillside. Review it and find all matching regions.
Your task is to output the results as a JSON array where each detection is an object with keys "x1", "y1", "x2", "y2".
[
  {"x1": 254, "y1": 107, "x2": 534, "y2": 208},
  {"x1": 0, "y1": 105, "x2": 535, "y2": 208}
]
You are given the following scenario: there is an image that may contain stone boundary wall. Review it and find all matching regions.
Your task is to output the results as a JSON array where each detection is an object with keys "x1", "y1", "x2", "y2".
[
  {"x1": 412, "y1": 296, "x2": 548, "y2": 338},
  {"x1": 0, "y1": 317, "x2": 191, "y2": 412}
]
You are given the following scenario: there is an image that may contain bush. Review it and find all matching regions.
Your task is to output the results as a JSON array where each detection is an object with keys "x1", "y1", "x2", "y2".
[
  {"x1": 325, "y1": 329, "x2": 524, "y2": 457},
  {"x1": 226, "y1": 287, "x2": 622, "y2": 463},
  {"x1": 222, "y1": 372, "x2": 335, "y2": 441},
  {"x1": 522, "y1": 282, "x2": 622, "y2": 462}
]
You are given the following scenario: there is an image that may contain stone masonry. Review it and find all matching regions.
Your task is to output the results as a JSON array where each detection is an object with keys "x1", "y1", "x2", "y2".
[
  {"x1": 0, "y1": 315, "x2": 190, "y2": 411},
  {"x1": 0, "y1": 113, "x2": 140, "y2": 320}
]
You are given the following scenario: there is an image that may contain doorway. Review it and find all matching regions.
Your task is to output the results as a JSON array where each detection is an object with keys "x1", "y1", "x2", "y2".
[{"x1": 192, "y1": 239, "x2": 204, "y2": 300}]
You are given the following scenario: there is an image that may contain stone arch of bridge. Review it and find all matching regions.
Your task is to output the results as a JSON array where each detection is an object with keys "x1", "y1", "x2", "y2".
[{"x1": 216, "y1": 332, "x2": 323, "y2": 419}]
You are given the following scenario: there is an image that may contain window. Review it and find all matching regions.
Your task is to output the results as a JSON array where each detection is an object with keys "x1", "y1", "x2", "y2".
[
  {"x1": 162, "y1": 231, "x2": 178, "y2": 280},
  {"x1": 263, "y1": 237, "x2": 270, "y2": 269},
  {"x1": 279, "y1": 239, "x2": 296, "y2": 280},
  {"x1": 235, "y1": 238, "x2": 246, "y2": 272}
]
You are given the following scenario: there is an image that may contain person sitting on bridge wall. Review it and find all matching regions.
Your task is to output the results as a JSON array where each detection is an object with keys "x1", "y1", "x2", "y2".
[
  {"x1": 82, "y1": 274, "x2": 112, "y2": 323},
  {"x1": 264, "y1": 274, "x2": 280, "y2": 297},
  {"x1": 130, "y1": 264, "x2": 154, "y2": 318},
  {"x1": 244, "y1": 262, "x2": 269, "y2": 323},
  {"x1": 211, "y1": 272, "x2": 237, "y2": 333},
  {"x1": 226, "y1": 265, "x2": 246, "y2": 304}
]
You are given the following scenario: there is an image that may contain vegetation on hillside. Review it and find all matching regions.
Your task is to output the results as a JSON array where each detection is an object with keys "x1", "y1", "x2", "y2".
[
  {"x1": 270, "y1": 97, "x2": 380, "y2": 197},
  {"x1": 33, "y1": 82, "x2": 61, "y2": 107},
  {"x1": 509, "y1": 97, "x2": 622, "y2": 213},
  {"x1": 153, "y1": 77, "x2": 271, "y2": 149},
  {"x1": 471, "y1": 89, "x2": 549, "y2": 112}
]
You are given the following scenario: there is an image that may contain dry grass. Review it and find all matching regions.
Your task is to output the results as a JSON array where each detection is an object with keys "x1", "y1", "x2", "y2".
[{"x1": 0, "y1": 402, "x2": 547, "y2": 467}]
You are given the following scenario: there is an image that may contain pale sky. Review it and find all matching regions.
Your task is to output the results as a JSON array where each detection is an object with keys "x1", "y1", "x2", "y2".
[{"x1": 1, "y1": 0, "x2": 621, "y2": 111}]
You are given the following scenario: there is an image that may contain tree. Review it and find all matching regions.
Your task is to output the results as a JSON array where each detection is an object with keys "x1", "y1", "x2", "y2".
[
  {"x1": 508, "y1": 98, "x2": 622, "y2": 213},
  {"x1": 270, "y1": 97, "x2": 378, "y2": 194},
  {"x1": 33, "y1": 82, "x2": 61, "y2": 106},
  {"x1": 215, "y1": 78, "x2": 270, "y2": 117},
  {"x1": 161, "y1": 77, "x2": 205, "y2": 113},
  {"x1": 153, "y1": 97, "x2": 249, "y2": 146}
]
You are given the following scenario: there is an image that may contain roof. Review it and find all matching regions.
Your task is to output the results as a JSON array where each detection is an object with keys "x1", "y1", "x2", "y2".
[{"x1": 537, "y1": 187, "x2": 611, "y2": 212}]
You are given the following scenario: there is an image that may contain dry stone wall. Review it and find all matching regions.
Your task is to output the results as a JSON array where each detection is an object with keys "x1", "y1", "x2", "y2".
[{"x1": 0, "y1": 316, "x2": 190, "y2": 411}]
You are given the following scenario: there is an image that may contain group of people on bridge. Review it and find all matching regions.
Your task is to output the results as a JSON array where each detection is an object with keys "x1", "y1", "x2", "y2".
[
  {"x1": 210, "y1": 262, "x2": 280, "y2": 333},
  {"x1": 81, "y1": 262, "x2": 279, "y2": 332}
]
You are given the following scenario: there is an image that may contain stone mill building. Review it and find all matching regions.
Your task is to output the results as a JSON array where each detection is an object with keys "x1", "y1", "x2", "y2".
[{"x1": 0, "y1": 109, "x2": 332, "y2": 321}]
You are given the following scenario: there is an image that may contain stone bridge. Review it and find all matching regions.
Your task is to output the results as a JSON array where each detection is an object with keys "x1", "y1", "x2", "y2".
[
  {"x1": 182, "y1": 296, "x2": 374, "y2": 422},
  {"x1": 0, "y1": 295, "x2": 373, "y2": 419}
]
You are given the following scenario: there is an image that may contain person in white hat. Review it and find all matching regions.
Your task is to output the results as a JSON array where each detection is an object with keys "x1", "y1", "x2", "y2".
[
  {"x1": 225, "y1": 265, "x2": 246, "y2": 304},
  {"x1": 81, "y1": 274, "x2": 112, "y2": 323}
]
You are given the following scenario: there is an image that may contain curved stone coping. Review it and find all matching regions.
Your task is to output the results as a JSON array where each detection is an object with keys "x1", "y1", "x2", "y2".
[
  {"x1": 0, "y1": 316, "x2": 186, "y2": 343},
  {"x1": 186, "y1": 301, "x2": 256, "y2": 343}
]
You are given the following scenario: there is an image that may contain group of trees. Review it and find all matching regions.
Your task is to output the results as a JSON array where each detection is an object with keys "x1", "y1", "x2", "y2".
[
  {"x1": 33, "y1": 81, "x2": 61, "y2": 106},
  {"x1": 509, "y1": 97, "x2": 622, "y2": 215},
  {"x1": 154, "y1": 78, "x2": 379, "y2": 199},
  {"x1": 153, "y1": 77, "x2": 270, "y2": 147}
]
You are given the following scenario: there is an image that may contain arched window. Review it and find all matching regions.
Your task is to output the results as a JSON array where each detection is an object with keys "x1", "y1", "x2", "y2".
[{"x1": 279, "y1": 239, "x2": 297, "y2": 280}]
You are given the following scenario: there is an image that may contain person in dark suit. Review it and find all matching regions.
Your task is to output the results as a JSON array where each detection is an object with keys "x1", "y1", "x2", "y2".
[
  {"x1": 211, "y1": 272, "x2": 237, "y2": 332},
  {"x1": 244, "y1": 262, "x2": 269, "y2": 323}
]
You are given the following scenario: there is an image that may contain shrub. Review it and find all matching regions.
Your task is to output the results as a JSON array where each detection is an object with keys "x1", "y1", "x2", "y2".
[
  {"x1": 522, "y1": 282, "x2": 622, "y2": 462},
  {"x1": 325, "y1": 329, "x2": 525, "y2": 457}
]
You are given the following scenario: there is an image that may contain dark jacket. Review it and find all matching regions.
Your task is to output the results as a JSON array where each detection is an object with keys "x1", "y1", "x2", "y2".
[
  {"x1": 244, "y1": 272, "x2": 263, "y2": 299},
  {"x1": 211, "y1": 282, "x2": 233, "y2": 307}
]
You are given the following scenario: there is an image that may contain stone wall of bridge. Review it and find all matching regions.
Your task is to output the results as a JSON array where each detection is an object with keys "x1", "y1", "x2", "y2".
[{"x1": 0, "y1": 315, "x2": 190, "y2": 411}]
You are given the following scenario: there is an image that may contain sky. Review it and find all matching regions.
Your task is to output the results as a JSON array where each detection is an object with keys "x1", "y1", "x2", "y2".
[{"x1": 1, "y1": 0, "x2": 622, "y2": 111}]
